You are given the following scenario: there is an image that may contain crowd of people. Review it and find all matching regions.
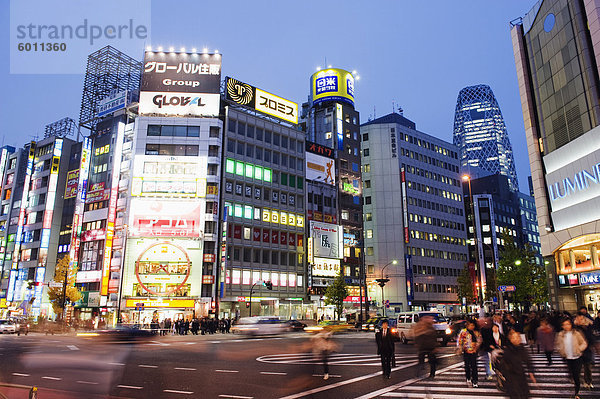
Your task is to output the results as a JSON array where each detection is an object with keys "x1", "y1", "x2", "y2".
[
  {"x1": 151, "y1": 317, "x2": 233, "y2": 335},
  {"x1": 449, "y1": 307, "x2": 599, "y2": 399}
]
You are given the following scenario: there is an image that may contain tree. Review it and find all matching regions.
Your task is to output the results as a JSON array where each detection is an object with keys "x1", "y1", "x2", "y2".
[
  {"x1": 457, "y1": 264, "x2": 475, "y2": 304},
  {"x1": 324, "y1": 274, "x2": 349, "y2": 320},
  {"x1": 497, "y1": 233, "x2": 548, "y2": 310},
  {"x1": 47, "y1": 255, "x2": 82, "y2": 317}
]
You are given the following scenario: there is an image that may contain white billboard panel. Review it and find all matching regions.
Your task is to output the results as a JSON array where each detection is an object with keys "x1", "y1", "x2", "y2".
[{"x1": 306, "y1": 152, "x2": 335, "y2": 185}]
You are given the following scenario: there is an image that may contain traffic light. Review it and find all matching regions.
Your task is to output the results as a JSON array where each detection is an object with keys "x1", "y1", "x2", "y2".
[
  {"x1": 246, "y1": 302, "x2": 250, "y2": 308},
  {"x1": 263, "y1": 281, "x2": 273, "y2": 290}
]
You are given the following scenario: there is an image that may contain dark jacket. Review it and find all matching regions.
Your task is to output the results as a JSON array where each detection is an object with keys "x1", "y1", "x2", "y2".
[
  {"x1": 414, "y1": 322, "x2": 438, "y2": 352},
  {"x1": 500, "y1": 343, "x2": 534, "y2": 398},
  {"x1": 482, "y1": 328, "x2": 504, "y2": 352},
  {"x1": 376, "y1": 328, "x2": 395, "y2": 356}
]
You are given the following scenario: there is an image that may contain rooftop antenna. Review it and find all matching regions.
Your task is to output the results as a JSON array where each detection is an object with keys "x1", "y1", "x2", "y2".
[
  {"x1": 373, "y1": 105, "x2": 376, "y2": 119},
  {"x1": 392, "y1": 100, "x2": 395, "y2": 114},
  {"x1": 398, "y1": 106, "x2": 404, "y2": 116}
]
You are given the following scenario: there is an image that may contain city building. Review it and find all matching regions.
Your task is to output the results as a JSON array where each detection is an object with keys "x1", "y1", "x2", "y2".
[
  {"x1": 462, "y1": 173, "x2": 542, "y2": 308},
  {"x1": 453, "y1": 84, "x2": 520, "y2": 192},
  {"x1": 301, "y1": 68, "x2": 365, "y2": 321},
  {"x1": 511, "y1": 0, "x2": 600, "y2": 312},
  {"x1": 360, "y1": 112, "x2": 467, "y2": 315}
]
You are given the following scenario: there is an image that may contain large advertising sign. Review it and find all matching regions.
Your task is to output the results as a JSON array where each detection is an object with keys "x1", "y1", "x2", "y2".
[
  {"x1": 64, "y1": 169, "x2": 79, "y2": 199},
  {"x1": 543, "y1": 126, "x2": 600, "y2": 231},
  {"x1": 312, "y1": 257, "x2": 340, "y2": 277},
  {"x1": 129, "y1": 199, "x2": 203, "y2": 237},
  {"x1": 225, "y1": 77, "x2": 298, "y2": 124},
  {"x1": 310, "y1": 221, "x2": 343, "y2": 259},
  {"x1": 311, "y1": 68, "x2": 355, "y2": 106},
  {"x1": 139, "y1": 51, "x2": 221, "y2": 117},
  {"x1": 97, "y1": 90, "x2": 128, "y2": 117},
  {"x1": 306, "y1": 152, "x2": 335, "y2": 185},
  {"x1": 131, "y1": 155, "x2": 207, "y2": 197}
]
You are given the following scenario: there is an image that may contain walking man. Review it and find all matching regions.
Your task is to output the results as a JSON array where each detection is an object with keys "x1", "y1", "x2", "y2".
[
  {"x1": 414, "y1": 315, "x2": 438, "y2": 379},
  {"x1": 376, "y1": 320, "x2": 395, "y2": 379}
]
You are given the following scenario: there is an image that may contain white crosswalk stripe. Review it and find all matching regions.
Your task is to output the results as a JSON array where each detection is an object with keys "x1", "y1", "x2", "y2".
[
  {"x1": 257, "y1": 353, "x2": 419, "y2": 366},
  {"x1": 376, "y1": 353, "x2": 600, "y2": 398}
]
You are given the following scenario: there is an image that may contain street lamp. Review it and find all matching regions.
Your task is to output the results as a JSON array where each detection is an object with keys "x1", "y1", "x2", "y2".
[
  {"x1": 375, "y1": 260, "x2": 397, "y2": 317},
  {"x1": 462, "y1": 174, "x2": 484, "y2": 306}
]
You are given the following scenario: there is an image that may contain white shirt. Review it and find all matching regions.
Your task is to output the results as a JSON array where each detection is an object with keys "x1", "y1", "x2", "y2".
[
  {"x1": 493, "y1": 331, "x2": 500, "y2": 345},
  {"x1": 564, "y1": 331, "x2": 576, "y2": 359}
]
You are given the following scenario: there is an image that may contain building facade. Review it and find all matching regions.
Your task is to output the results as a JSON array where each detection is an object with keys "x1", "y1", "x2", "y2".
[
  {"x1": 512, "y1": 0, "x2": 600, "y2": 312},
  {"x1": 361, "y1": 113, "x2": 467, "y2": 315},
  {"x1": 453, "y1": 84, "x2": 520, "y2": 192}
]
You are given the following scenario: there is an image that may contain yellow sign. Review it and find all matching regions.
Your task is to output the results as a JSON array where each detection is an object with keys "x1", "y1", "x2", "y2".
[
  {"x1": 262, "y1": 209, "x2": 271, "y2": 223},
  {"x1": 280, "y1": 212, "x2": 287, "y2": 225},
  {"x1": 311, "y1": 68, "x2": 355, "y2": 106},
  {"x1": 271, "y1": 210, "x2": 279, "y2": 224},
  {"x1": 255, "y1": 88, "x2": 298, "y2": 124},
  {"x1": 288, "y1": 213, "x2": 296, "y2": 226},
  {"x1": 296, "y1": 215, "x2": 304, "y2": 228},
  {"x1": 0, "y1": 298, "x2": 6, "y2": 308},
  {"x1": 126, "y1": 298, "x2": 195, "y2": 308}
]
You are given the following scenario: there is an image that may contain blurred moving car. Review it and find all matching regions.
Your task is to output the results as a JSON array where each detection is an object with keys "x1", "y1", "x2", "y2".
[
  {"x1": 0, "y1": 319, "x2": 16, "y2": 334},
  {"x1": 286, "y1": 319, "x2": 307, "y2": 332},
  {"x1": 77, "y1": 323, "x2": 155, "y2": 342},
  {"x1": 231, "y1": 316, "x2": 288, "y2": 336},
  {"x1": 396, "y1": 312, "x2": 452, "y2": 346},
  {"x1": 374, "y1": 318, "x2": 400, "y2": 341},
  {"x1": 361, "y1": 316, "x2": 388, "y2": 332},
  {"x1": 448, "y1": 318, "x2": 467, "y2": 341},
  {"x1": 10, "y1": 317, "x2": 30, "y2": 335},
  {"x1": 304, "y1": 320, "x2": 352, "y2": 333}
]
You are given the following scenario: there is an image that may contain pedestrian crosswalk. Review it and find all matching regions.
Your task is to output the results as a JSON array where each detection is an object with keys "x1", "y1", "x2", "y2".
[
  {"x1": 257, "y1": 352, "x2": 420, "y2": 367},
  {"x1": 377, "y1": 353, "x2": 600, "y2": 398}
]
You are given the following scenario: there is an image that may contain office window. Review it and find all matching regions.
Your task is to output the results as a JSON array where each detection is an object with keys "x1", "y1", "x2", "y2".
[{"x1": 363, "y1": 148, "x2": 369, "y2": 156}]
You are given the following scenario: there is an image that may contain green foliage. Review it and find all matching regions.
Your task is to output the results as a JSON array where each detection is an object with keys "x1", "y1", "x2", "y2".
[
  {"x1": 47, "y1": 255, "x2": 82, "y2": 316},
  {"x1": 497, "y1": 232, "x2": 548, "y2": 307},
  {"x1": 324, "y1": 274, "x2": 349, "y2": 320},
  {"x1": 457, "y1": 264, "x2": 474, "y2": 304}
]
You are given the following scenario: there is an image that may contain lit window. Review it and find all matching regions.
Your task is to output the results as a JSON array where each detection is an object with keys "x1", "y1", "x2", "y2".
[
  {"x1": 288, "y1": 273, "x2": 296, "y2": 287},
  {"x1": 234, "y1": 204, "x2": 243, "y2": 218},
  {"x1": 366, "y1": 229, "x2": 373, "y2": 239},
  {"x1": 244, "y1": 227, "x2": 251, "y2": 240},
  {"x1": 245, "y1": 163, "x2": 254, "y2": 178},
  {"x1": 232, "y1": 269, "x2": 241, "y2": 285},
  {"x1": 254, "y1": 166, "x2": 263, "y2": 180},
  {"x1": 235, "y1": 161, "x2": 244, "y2": 175},
  {"x1": 242, "y1": 270, "x2": 251, "y2": 285},
  {"x1": 226, "y1": 159, "x2": 235, "y2": 174},
  {"x1": 263, "y1": 168, "x2": 272, "y2": 182},
  {"x1": 244, "y1": 205, "x2": 253, "y2": 219}
]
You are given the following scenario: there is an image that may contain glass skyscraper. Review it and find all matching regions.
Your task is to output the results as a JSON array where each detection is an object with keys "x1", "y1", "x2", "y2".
[{"x1": 453, "y1": 84, "x2": 519, "y2": 192}]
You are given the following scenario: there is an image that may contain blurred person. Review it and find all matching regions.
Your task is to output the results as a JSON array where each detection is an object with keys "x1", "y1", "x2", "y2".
[
  {"x1": 499, "y1": 329, "x2": 536, "y2": 399},
  {"x1": 574, "y1": 314, "x2": 595, "y2": 389},
  {"x1": 184, "y1": 318, "x2": 190, "y2": 335},
  {"x1": 556, "y1": 318, "x2": 588, "y2": 398},
  {"x1": 312, "y1": 328, "x2": 339, "y2": 380},
  {"x1": 579, "y1": 306, "x2": 594, "y2": 322},
  {"x1": 226, "y1": 318, "x2": 231, "y2": 333},
  {"x1": 482, "y1": 323, "x2": 504, "y2": 379},
  {"x1": 191, "y1": 318, "x2": 199, "y2": 335},
  {"x1": 536, "y1": 319, "x2": 555, "y2": 366},
  {"x1": 414, "y1": 315, "x2": 438, "y2": 380},
  {"x1": 376, "y1": 320, "x2": 395, "y2": 379},
  {"x1": 524, "y1": 313, "x2": 539, "y2": 353},
  {"x1": 457, "y1": 319, "x2": 482, "y2": 387},
  {"x1": 201, "y1": 318, "x2": 207, "y2": 335}
]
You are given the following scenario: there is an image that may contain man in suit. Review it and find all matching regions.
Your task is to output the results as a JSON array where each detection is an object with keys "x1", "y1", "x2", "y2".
[{"x1": 376, "y1": 320, "x2": 395, "y2": 379}]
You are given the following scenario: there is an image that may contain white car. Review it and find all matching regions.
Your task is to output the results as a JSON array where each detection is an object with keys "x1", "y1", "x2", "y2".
[
  {"x1": 396, "y1": 312, "x2": 452, "y2": 346},
  {"x1": 231, "y1": 316, "x2": 288, "y2": 336},
  {"x1": 0, "y1": 319, "x2": 16, "y2": 334}
]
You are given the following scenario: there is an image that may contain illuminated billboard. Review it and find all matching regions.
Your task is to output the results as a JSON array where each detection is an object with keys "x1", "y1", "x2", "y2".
[
  {"x1": 312, "y1": 257, "x2": 341, "y2": 277},
  {"x1": 129, "y1": 199, "x2": 203, "y2": 237},
  {"x1": 306, "y1": 152, "x2": 335, "y2": 185},
  {"x1": 310, "y1": 221, "x2": 343, "y2": 259},
  {"x1": 543, "y1": 126, "x2": 600, "y2": 231},
  {"x1": 131, "y1": 155, "x2": 207, "y2": 197},
  {"x1": 64, "y1": 169, "x2": 79, "y2": 199},
  {"x1": 310, "y1": 68, "x2": 355, "y2": 106},
  {"x1": 139, "y1": 51, "x2": 221, "y2": 117},
  {"x1": 226, "y1": 77, "x2": 298, "y2": 124}
]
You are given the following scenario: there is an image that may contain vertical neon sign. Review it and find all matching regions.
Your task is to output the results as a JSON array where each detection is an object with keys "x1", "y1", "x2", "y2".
[
  {"x1": 68, "y1": 137, "x2": 91, "y2": 283},
  {"x1": 7, "y1": 143, "x2": 35, "y2": 302},
  {"x1": 101, "y1": 122, "x2": 125, "y2": 296}
]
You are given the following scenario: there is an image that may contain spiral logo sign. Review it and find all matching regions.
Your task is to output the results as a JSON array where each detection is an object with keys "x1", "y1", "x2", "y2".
[{"x1": 227, "y1": 78, "x2": 255, "y2": 106}]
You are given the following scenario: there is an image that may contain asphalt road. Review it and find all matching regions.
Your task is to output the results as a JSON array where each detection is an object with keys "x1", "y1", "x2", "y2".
[{"x1": 0, "y1": 331, "x2": 462, "y2": 399}]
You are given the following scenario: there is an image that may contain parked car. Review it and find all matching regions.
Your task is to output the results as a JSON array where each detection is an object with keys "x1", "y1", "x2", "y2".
[
  {"x1": 0, "y1": 319, "x2": 16, "y2": 334},
  {"x1": 396, "y1": 311, "x2": 452, "y2": 346},
  {"x1": 374, "y1": 318, "x2": 400, "y2": 341},
  {"x1": 286, "y1": 320, "x2": 307, "y2": 332},
  {"x1": 231, "y1": 316, "x2": 288, "y2": 336}
]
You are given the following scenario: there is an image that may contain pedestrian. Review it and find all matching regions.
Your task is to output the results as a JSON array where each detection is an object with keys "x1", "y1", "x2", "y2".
[
  {"x1": 311, "y1": 328, "x2": 338, "y2": 380},
  {"x1": 201, "y1": 318, "x2": 207, "y2": 335},
  {"x1": 499, "y1": 329, "x2": 536, "y2": 399},
  {"x1": 414, "y1": 315, "x2": 438, "y2": 380},
  {"x1": 457, "y1": 319, "x2": 482, "y2": 388},
  {"x1": 555, "y1": 318, "x2": 588, "y2": 398},
  {"x1": 574, "y1": 314, "x2": 595, "y2": 389},
  {"x1": 536, "y1": 319, "x2": 555, "y2": 366},
  {"x1": 376, "y1": 320, "x2": 395, "y2": 380},
  {"x1": 191, "y1": 318, "x2": 199, "y2": 335},
  {"x1": 578, "y1": 306, "x2": 594, "y2": 322},
  {"x1": 482, "y1": 323, "x2": 504, "y2": 379}
]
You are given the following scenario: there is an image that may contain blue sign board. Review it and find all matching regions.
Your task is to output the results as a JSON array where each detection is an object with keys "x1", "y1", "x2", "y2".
[{"x1": 580, "y1": 271, "x2": 600, "y2": 286}]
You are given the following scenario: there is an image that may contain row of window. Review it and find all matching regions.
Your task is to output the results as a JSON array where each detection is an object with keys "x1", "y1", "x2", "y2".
[
  {"x1": 409, "y1": 213, "x2": 465, "y2": 232},
  {"x1": 409, "y1": 229, "x2": 466, "y2": 247},
  {"x1": 405, "y1": 165, "x2": 459, "y2": 187},
  {"x1": 413, "y1": 283, "x2": 458, "y2": 294},
  {"x1": 406, "y1": 181, "x2": 462, "y2": 202},
  {"x1": 224, "y1": 202, "x2": 305, "y2": 228},
  {"x1": 147, "y1": 125, "x2": 202, "y2": 137},
  {"x1": 225, "y1": 183, "x2": 303, "y2": 210},
  {"x1": 408, "y1": 196, "x2": 463, "y2": 216},
  {"x1": 228, "y1": 119, "x2": 303, "y2": 152},
  {"x1": 226, "y1": 139, "x2": 305, "y2": 172},
  {"x1": 145, "y1": 144, "x2": 199, "y2": 156},
  {"x1": 225, "y1": 159, "x2": 304, "y2": 190},
  {"x1": 406, "y1": 246, "x2": 468, "y2": 261},
  {"x1": 226, "y1": 269, "x2": 303, "y2": 288},
  {"x1": 228, "y1": 245, "x2": 303, "y2": 267},
  {"x1": 415, "y1": 265, "x2": 459, "y2": 277}
]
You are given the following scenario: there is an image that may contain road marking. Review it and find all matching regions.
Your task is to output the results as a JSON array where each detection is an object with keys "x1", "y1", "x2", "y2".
[
  {"x1": 210, "y1": 341, "x2": 221, "y2": 344},
  {"x1": 42, "y1": 376, "x2": 62, "y2": 381},
  {"x1": 139, "y1": 364, "x2": 158, "y2": 368},
  {"x1": 184, "y1": 342, "x2": 196, "y2": 345},
  {"x1": 117, "y1": 385, "x2": 143, "y2": 390},
  {"x1": 279, "y1": 361, "x2": 420, "y2": 399},
  {"x1": 231, "y1": 339, "x2": 244, "y2": 342},
  {"x1": 77, "y1": 380, "x2": 99, "y2": 385},
  {"x1": 313, "y1": 374, "x2": 342, "y2": 378},
  {"x1": 67, "y1": 345, "x2": 79, "y2": 351},
  {"x1": 109, "y1": 362, "x2": 125, "y2": 366},
  {"x1": 215, "y1": 369, "x2": 239, "y2": 373},
  {"x1": 175, "y1": 367, "x2": 197, "y2": 371},
  {"x1": 218, "y1": 395, "x2": 254, "y2": 399},
  {"x1": 260, "y1": 371, "x2": 287, "y2": 375},
  {"x1": 12, "y1": 373, "x2": 30, "y2": 377},
  {"x1": 163, "y1": 389, "x2": 194, "y2": 395}
]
